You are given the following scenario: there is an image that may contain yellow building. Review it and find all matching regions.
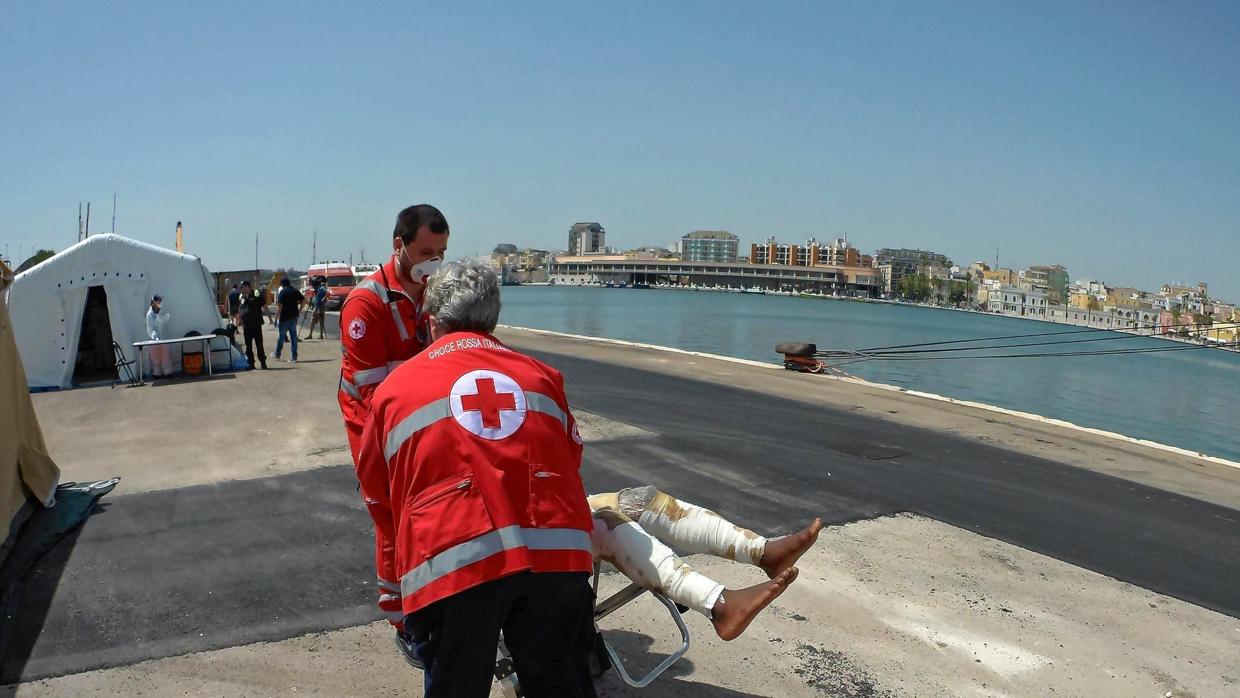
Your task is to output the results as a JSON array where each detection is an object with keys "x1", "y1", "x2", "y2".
[
  {"x1": 1206, "y1": 307, "x2": 1239, "y2": 344},
  {"x1": 1105, "y1": 287, "x2": 1146, "y2": 309},
  {"x1": 983, "y1": 268, "x2": 1016, "y2": 286},
  {"x1": 1069, "y1": 291, "x2": 1102, "y2": 310}
]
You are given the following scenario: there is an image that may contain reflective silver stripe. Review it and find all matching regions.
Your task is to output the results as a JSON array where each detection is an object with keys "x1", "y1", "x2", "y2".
[
  {"x1": 339, "y1": 377, "x2": 362, "y2": 400},
  {"x1": 382, "y1": 390, "x2": 568, "y2": 459},
  {"x1": 400, "y1": 526, "x2": 592, "y2": 598},
  {"x1": 385, "y1": 609, "x2": 405, "y2": 622},
  {"x1": 384, "y1": 398, "x2": 453, "y2": 459},
  {"x1": 353, "y1": 365, "x2": 390, "y2": 387},
  {"x1": 386, "y1": 359, "x2": 405, "y2": 373},
  {"x1": 378, "y1": 577, "x2": 400, "y2": 593},
  {"x1": 356, "y1": 278, "x2": 387, "y2": 303},
  {"x1": 390, "y1": 303, "x2": 411, "y2": 341},
  {"x1": 526, "y1": 392, "x2": 567, "y2": 431}
]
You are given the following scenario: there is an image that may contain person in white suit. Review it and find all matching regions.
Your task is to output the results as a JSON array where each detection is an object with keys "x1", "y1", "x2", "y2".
[{"x1": 144, "y1": 295, "x2": 174, "y2": 377}]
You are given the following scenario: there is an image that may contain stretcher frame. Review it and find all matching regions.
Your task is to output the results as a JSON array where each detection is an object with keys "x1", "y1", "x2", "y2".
[{"x1": 494, "y1": 562, "x2": 691, "y2": 696}]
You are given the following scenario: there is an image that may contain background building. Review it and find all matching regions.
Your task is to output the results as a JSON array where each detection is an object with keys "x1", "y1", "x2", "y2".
[
  {"x1": 819, "y1": 237, "x2": 860, "y2": 267},
  {"x1": 1021, "y1": 264, "x2": 1069, "y2": 305},
  {"x1": 490, "y1": 244, "x2": 550, "y2": 284},
  {"x1": 568, "y1": 222, "x2": 606, "y2": 255},
  {"x1": 680, "y1": 230, "x2": 739, "y2": 262},
  {"x1": 872, "y1": 248, "x2": 953, "y2": 295}
]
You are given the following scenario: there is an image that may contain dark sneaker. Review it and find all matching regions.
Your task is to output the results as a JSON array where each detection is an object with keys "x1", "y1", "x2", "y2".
[{"x1": 395, "y1": 630, "x2": 424, "y2": 670}]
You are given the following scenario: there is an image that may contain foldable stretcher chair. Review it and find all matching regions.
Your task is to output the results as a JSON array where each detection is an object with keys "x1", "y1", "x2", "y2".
[{"x1": 494, "y1": 562, "x2": 691, "y2": 697}]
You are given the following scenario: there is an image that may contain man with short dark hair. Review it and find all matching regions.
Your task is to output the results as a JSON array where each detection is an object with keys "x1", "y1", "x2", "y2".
[
  {"x1": 237, "y1": 280, "x2": 267, "y2": 370},
  {"x1": 357, "y1": 259, "x2": 596, "y2": 697},
  {"x1": 337, "y1": 204, "x2": 449, "y2": 640},
  {"x1": 273, "y1": 277, "x2": 303, "y2": 363}
]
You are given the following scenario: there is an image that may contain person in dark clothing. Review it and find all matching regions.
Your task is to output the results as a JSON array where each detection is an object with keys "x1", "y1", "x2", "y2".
[
  {"x1": 274, "y1": 277, "x2": 304, "y2": 362},
  {"x1": 304, "y1": 276, "x2": 328, "y2": 340},
  {"x1": 238, "y1": 280, "x2": 268, "y2": 369},
  {"x1": 227, "y1": 284, "x2": 241, "y2": 327}
]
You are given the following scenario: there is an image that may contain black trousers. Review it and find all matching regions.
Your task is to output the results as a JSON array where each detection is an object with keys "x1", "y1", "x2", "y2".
[
  {"x1": 242, "y1": 323, "x2": 266, "y2": 366},
  {"x1": 405, "y1": 571, "x2": 596, "y2": 698}
]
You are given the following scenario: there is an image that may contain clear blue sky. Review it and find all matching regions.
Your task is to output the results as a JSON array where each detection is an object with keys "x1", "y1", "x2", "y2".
[{"x1": 3, "y1": 1, "x2": 1238, "y2": 299}]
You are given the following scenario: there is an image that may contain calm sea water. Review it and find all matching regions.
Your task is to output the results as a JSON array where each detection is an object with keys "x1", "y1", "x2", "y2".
[{"x1": 500, "y1": 286, "x2": 1240, "y2": 462}]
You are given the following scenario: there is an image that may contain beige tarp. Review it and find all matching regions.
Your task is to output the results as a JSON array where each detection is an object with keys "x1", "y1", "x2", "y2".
[{"x1": 1, "y1": 258, "x2": 59, "y2": 544}]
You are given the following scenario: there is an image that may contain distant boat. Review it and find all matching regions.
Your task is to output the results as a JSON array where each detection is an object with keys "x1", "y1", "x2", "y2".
[{"x1": 743, "y1": 287, "x2": 765, "y2": 294}]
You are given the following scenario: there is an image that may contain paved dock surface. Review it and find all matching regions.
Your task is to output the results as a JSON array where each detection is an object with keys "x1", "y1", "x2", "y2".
[{"x1": 6, "y1": 324, "x2": 1239, "y2": 696}]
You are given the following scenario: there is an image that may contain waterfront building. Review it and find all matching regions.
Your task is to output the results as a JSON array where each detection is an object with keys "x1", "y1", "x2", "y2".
[
  {"x1": 1205, "y1": 306, "x2": 1238, "y2": 344},
  {"x1": 752, "y1": 235, "x2": 864, "y2": 271},
  {"x1": 1069, "y1": 290, "x2": 1103, "y2": 310},
  {"x1": 491, "y1": 245, "x2": 550, "y2": 284},
  {"x1": 1021, "y1": 265, "x2": 1069, "y2": 305},
  {"x1": 681, "y1": 231, "x2": 738, "y2": 263},
  {"x1": 549, "y1": 256, "x2": 882, "y2": 295},
  {"x1": 983, "y1": 267, "x2": 1017, "y2": 286},
  {"x1": 1106, "y1": 287, "x2": 1150, "y2": 310},
  {"x1": 819, "y1": 237, "x2": 860, "y2": 267},
  {"x1": 986, "y1": 285, "x2": 1047, "y2": 318},
  {"x1": 872, "y1": 248, "x2": 953, "y2": 294},
  {"x1": 623, "y1": 246, "x2": 675, "y2": 259},
  {"x1": 1157, "y1": 281, "x2": 1209, "y2": 314},
  {"x1": 1161, "y1": 282, "x2": 1208, "y2": 299},
  {"x1": 751, "y1": 237, "x2": 801, "y2": 266},
  {"x1": 1049, "y1": 306, "x2": 1160, "y2": 332},
  {"x1": 568, "y1": 222, "x2": 606, "y2": 256},
  {"x1": 976, "y1": 278, "x2": 1001, "y2": 307}
]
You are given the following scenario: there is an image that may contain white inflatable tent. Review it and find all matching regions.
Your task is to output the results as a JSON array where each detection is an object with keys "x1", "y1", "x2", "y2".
[{"x1": 6, "y1": 234, "x2": 242, "y2": 389}]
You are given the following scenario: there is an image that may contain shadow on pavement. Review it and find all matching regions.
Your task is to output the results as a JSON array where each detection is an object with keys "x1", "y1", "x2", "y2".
[
  {"x1": 594, "y1": 629, "x2": 768, "y2": 697},
  {"x1": 0, "y1": 509, "x2": 93, "y2": 684}
]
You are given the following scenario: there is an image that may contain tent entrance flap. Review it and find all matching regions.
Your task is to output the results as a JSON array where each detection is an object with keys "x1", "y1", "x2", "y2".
[{"x1": 72, "y1": 285, "x2": 118, "y2": 385}]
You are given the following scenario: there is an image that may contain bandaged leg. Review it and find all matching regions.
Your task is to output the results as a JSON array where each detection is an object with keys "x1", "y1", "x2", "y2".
[
  {"x1": 589, "y1": 507, "x2": 800, "y2": 641},
  {"x1": 590, "y1": 487, "x2": 825, "y2": 579},
  {"x1": 591, "y1": 487, "x2": 767, "y2": 566},
  {"x1": 590, "y1": 508, "x2": 723, "y2": 617}
]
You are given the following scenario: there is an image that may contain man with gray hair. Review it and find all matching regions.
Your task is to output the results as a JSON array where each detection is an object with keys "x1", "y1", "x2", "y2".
[{"x1": 356, "y1": 259, "x2": 597, "y2": 696}]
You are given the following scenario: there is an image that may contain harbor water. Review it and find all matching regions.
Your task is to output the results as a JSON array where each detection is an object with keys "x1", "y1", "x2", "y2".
[{"x1": 501, "y1": 286, "x2": 1240, "y2": 463}]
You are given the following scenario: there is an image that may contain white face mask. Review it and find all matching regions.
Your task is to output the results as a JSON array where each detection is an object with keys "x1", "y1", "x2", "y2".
[{"x1": 406, "y1": 254, "x2": 442, "y2": 286}]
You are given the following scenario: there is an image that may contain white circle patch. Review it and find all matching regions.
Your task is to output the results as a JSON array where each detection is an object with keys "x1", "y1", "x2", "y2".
[
  {"x1": 450, "y1": 370, "x2": 527, "y2": 440},
  {"x1": 348, "y1": 318, "x2": 366, "y2": 340}
]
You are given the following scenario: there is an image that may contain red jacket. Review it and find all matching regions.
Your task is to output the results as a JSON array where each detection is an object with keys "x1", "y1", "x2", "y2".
[
  {"x1": 357, "y1": 330, "x2": 594, "y2": 616},
  {"x1": 338, "y1": 259, "x2": 429, "y2": 464}
]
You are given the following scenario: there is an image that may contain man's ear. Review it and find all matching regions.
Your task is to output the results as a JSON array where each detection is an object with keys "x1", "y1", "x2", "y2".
[{"x1": 428, "y1": 318, "x2": 444, "y2": 342}]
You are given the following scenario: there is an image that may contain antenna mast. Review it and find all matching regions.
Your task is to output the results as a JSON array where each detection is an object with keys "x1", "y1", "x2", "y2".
[{"x1": 111, "y1": 193, "x2": 116, "y2": 234}]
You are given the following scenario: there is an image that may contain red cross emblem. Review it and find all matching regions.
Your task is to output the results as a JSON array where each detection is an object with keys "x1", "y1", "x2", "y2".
[
  {"x1": 450, "y1": 370, "x2": 527, "y2": 440},
  {"x1": 459, "y1": 377, "x2": 516, "y2": 429}
]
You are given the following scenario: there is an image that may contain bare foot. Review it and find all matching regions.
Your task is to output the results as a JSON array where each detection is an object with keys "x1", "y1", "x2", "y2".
[
  {"x1": 710, "y1": 567, "x2": 799, "y2": 641},
  {"x1": 759, "y1": 517, "x2": 823, "y2": 578}
]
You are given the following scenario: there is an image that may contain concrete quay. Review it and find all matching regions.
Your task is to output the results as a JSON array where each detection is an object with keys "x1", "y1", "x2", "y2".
[{"x1": 5, "y1": 323, "x2": 1238, "y2": 697}]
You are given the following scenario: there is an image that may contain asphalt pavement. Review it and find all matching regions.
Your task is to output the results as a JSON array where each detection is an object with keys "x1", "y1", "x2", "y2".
[{"x1": 5, "y1": 327, "x2": 1238, "y2": 687}]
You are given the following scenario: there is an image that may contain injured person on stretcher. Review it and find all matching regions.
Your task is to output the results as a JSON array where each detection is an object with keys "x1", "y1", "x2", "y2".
[{"x1": 588, "y1": 485, "x2": 823, "y2": 641}]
